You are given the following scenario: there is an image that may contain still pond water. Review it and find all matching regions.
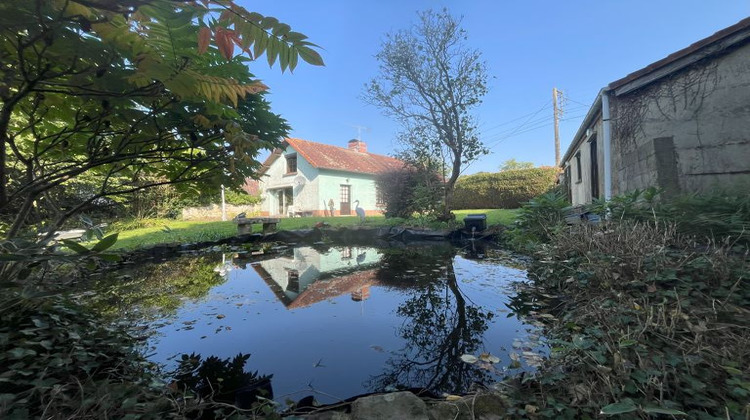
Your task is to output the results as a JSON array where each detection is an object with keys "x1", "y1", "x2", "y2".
[{"x1": 110, "y1": 243, "x2": 545, "y2": 403}]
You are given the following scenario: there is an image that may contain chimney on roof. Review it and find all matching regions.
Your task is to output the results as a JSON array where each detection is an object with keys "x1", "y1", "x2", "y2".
[{"x1": 348, "y1": 139, "x2": 367, "y2": 153}]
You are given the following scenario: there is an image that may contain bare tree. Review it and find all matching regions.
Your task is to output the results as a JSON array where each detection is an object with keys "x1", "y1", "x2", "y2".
[{"x1": 364, "y1": 9, "x2": 488, "y2": 220}]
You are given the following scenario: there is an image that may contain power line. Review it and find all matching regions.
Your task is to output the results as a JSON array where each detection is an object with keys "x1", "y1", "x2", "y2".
[
  {"x1": 484, "y1": 115, "x2": 553, "y2": 137},
  {"x1": 479, "y1": 93, "x2": 593, "y2": 151},
  {"x1": 479, "y1": 100, "x2": 552, "y2": 133},
  {"x1": 484, "y1": 120, "x2": 554, "y2": 148},
  {"x1": 479, "y1": 101, "x2": 585, "y2": 137},
  {"x1": 488, "y1": 100, "x2": 552, "y2": 140},
  {"x1": 566, "y1": 97, "x2": 592, "y2": 107}
]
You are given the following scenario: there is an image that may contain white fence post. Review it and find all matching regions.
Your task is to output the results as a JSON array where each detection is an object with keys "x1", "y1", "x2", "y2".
[{"x1": 221, "y1": 184, "x2": 227, "y2": 221}]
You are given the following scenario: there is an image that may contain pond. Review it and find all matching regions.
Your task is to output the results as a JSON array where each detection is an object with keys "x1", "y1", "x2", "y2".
[{"x1": 95, "y1": 242, "x2": 546, "y2": 405}]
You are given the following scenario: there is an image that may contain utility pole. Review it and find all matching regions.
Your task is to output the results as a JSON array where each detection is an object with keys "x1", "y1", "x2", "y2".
[{"x1": 552, "y1": 87, "x2": 563, "y2": 166}]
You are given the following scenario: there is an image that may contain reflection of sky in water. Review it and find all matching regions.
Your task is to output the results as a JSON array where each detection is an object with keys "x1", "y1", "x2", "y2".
[{"x1": 141, "y1": 246, "x2": 543, "y2": 404}]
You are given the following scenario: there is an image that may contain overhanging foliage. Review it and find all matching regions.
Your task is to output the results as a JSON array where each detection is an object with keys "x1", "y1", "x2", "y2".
[{"x1": 0, "y1": 0, "x2": 321, "y2": 238}]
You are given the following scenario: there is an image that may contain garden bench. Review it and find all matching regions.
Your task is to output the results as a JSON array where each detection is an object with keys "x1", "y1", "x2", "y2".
[
  {"x1": 235, "y1": 216, "x2": 280, "y2": 235},
  {"x1": 39, "y1": 223, "x2": 109, "y2": 242}
]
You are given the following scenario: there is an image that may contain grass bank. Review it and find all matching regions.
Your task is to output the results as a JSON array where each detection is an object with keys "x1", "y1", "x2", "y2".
[{"x1": 108, "y1": 209, "x2": 519, "y2": 251}]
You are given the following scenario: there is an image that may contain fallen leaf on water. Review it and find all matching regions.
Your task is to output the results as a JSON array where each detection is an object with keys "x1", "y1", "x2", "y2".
[
  {"x1": 479, "y1": 353, "x2": 500, "y2": 364},
  {"x1": 460, "y1": 354, "x2": 478, "y2": 364},
  {"x1": 216, "y1": 314, "x2": 225, "y2": 319},
  {"x1": 445, "y1": 394, "x2": 462, "y2": 401}
]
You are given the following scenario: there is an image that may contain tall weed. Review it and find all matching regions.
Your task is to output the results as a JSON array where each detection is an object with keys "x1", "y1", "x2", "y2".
[
  {"x1": 515, "y1": 220, "x2": 750, "y2": 418},
  {"x1": 590, "y1": 188, "x2": 750, "y2": 245}
]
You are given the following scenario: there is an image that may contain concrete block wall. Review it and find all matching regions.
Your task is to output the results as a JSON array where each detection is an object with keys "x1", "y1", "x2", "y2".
[{"x1": 611, "y1": 41, "x2": 750, "y2": 196}]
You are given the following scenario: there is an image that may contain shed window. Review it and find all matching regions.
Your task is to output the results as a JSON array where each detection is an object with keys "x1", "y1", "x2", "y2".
[
  {"x1": 285, "y1": 154, "x2": 297, "y2": 174},
  {"x1": 575, "y1": 152, "x2": 582, "y2": 183}
]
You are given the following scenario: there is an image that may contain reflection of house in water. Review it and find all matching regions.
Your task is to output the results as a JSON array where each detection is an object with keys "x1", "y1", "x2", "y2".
[{"x1": 249, "y1": 247, "x2": 383, "y2": 309}]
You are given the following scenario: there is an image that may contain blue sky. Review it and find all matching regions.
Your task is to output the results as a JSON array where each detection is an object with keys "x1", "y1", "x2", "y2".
[{"x1": 243, "y1": 1, "x2": 749, "y2": 174}]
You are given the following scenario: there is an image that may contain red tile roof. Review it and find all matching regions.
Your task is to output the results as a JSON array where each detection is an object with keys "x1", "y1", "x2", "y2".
[
  {"x1": 609, "y1": 17, "x2": 750, "y2": 92},
  {"x1": 260, "y1": 138, "x2": 405, "y2": 176},
  {"x1": 251, "y1": 262, "x2": 382, "y2": 310},
  {"x1": 286, "y1": 269, "x2": 381, "y2": 310}
]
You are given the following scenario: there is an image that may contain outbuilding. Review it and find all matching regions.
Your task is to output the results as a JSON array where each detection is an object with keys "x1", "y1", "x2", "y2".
[{"x1": 561, "y1": 17, "x2": 750, "y2": 205}]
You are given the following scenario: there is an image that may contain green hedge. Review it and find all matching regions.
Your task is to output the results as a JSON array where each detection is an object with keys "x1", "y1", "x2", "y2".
[{"x1": 452, "y1": 167, "x2": 559, "y2": 209}]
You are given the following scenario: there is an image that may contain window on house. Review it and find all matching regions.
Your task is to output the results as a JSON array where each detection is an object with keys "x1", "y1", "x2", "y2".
[
  {"x1": 376, "y1": 187, "x2": 385, "y2": 207},
  {"x1": 286, "y1": 154, "x2": 297, "y2": 174},
  {"x1": 575, "y1": 152, "x2": 582, "y2": 183},
  {"x1": 286, "y1": 270, "x2": 299, "y2": 293}
]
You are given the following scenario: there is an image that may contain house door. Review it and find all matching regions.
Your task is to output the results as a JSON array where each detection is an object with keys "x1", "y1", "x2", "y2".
[
  {"x1": 276, "y1": 188, "x2": 293, "y2": 215},
  {"x1": 340, "y1": 185, "x2": 351, "y2": 215},
  {"x1": 589, "y1": 138, "x2": 599, "y2": 199}
]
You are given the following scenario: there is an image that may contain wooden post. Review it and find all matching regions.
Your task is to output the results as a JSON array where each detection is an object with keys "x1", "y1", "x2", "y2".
[{"x1": 553, "y1": 87, "x2": 561, "y2": 166}]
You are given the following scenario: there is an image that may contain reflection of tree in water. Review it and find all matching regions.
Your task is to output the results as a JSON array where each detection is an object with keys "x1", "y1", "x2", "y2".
[
  {"x1": 369, "y1": 246, "x2": 495, "y2": 394},
  {"x1": 85, "y1": 254, "x2": 225, "y2": 320}
]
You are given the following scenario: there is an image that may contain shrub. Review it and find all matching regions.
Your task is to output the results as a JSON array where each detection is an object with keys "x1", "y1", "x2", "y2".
[
  {"x1": 224, "y1": 189, "x2": 262, "y2": 206},
  {"x1": 0, "y1": 292, "x2": 171, "y2": 419},
  {"x1": 505, "y1": 189, "x2": 569, "y2": 252},
  {"x1": 376, "y1": 166, "x2": 443, "y2": 218},
  {"x1": 452, "y1": 166, "x2": 559, "y2": 209}
]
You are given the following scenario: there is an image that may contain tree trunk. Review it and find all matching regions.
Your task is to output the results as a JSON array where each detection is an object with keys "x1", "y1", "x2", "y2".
[
  {"x1": 6, "y1": 195, "x2": 35, "y2": 239},
  {"x1": 0, "y1": 107, "x2": 12, "y2": 209},
  {"x1": 439, "y1": 148, "x2": 462, "y2": 221}
]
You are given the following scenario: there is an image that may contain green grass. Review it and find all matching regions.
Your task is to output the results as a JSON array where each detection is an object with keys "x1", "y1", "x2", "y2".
[{"x1": 106, "y1": 209, "x2": 519, "y2": 251}]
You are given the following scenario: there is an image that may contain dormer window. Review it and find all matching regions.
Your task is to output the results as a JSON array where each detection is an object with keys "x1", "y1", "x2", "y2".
[{"x1": 286, "y1": 154, "x2": 297, "y2": 174}]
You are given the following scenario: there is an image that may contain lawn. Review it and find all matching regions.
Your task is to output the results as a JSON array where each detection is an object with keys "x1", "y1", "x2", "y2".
[
  {"x1": 107, "y1": 209, "x2": 518, "y2": 251},
  {"x1": 452, "y1": 208, "x2": 518, "y2": 227}
]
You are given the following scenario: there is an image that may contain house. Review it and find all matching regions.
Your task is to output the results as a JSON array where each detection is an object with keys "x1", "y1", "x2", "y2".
[
  {"x1": 256, "y1": 138, "x2": 404, "y2": 217},
  {"x1": 241, "y1": 246, "x2": 383, "y2": 309},
  {"x1": 561, "y1": 17, "x2": 750, "y2": 206}
]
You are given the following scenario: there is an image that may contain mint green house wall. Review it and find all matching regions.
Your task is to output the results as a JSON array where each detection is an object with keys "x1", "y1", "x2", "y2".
[
  {"x1": 259, "y1": 144, "x2": 384, "y2": 216},
  {"x1": 317, "y1": 170, "x2": 381, "y2": 215},
  {"x1": 254, "y1": 246, "x2": 384, "y2": 306}
]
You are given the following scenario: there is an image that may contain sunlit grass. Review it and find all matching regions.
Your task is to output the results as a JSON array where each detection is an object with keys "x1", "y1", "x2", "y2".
[{"x1": 108, "y1": 208, "x2": 519, "y2": 251}]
